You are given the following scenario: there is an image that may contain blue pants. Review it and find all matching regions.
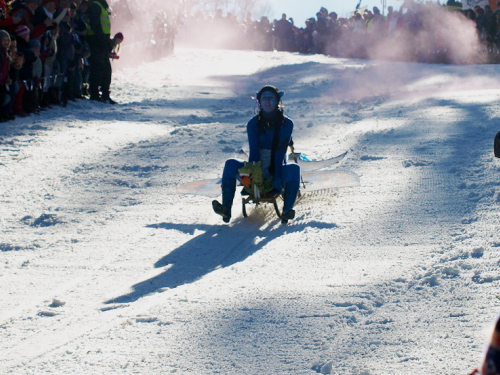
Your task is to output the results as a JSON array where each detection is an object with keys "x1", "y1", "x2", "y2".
[{"x1": 221, "y1": 158, "x2": 301, "y2": 213}]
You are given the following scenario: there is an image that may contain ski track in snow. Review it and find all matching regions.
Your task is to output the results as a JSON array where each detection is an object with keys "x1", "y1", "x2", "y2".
[{"x1": 1, "y1": 48, "x2": 500, "y2": 374}]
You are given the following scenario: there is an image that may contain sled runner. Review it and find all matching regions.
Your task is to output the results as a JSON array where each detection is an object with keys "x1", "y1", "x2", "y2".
[{"x1": 241, "y1": 191, "x2": 282, "y2": 219}]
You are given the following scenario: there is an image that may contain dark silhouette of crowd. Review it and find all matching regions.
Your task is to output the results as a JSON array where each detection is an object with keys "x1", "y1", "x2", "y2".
[{"x1": 181, "y1": 0, "x2": 500, "y2": 65}]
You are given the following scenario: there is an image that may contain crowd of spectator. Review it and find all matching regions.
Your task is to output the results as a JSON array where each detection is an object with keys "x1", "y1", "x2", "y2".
[
  {"x1": 181, "y1": 1, "x2": 500, "y2": 65},
  {"x1": 2, "y1": 0, "x2": 499, "y2": 123},
  {"x1": 0, "y1": 0, "x2": 126, "y2": 123}
]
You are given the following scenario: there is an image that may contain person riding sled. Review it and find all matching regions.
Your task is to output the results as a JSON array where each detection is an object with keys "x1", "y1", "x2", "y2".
[{"x1": 212, "y1": 85, "x2": 301, "y2": 223}]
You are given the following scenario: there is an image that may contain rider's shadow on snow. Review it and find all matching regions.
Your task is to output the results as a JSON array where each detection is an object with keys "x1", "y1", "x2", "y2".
[{"x1": 103, "y1": 216, "x2": 337, "y2": 306}]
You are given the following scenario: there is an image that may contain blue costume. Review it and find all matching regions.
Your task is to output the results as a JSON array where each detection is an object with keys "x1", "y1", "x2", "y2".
[{"x1": 214, "y1": 85, "x2": 301, "y2": 223}]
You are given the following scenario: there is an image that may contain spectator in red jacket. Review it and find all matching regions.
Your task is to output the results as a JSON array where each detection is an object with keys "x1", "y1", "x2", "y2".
[{"x1": 11, "y1": 0, "x2": 41, "y2": 34}]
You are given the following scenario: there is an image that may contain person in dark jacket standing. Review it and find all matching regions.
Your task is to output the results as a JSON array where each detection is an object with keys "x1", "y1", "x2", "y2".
[{"x1": 87, "y1": 0, "x2": 114, "y2": 103}]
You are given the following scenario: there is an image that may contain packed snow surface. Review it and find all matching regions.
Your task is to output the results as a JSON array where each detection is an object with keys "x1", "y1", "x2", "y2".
[{"x1": 1, "y1": 48, "x2": 500, "y2": 375}]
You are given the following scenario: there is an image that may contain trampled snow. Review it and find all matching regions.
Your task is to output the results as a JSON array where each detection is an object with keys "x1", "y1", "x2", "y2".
[{"x1": 1, "y1": 48, "x2": 500, "y2": 374}]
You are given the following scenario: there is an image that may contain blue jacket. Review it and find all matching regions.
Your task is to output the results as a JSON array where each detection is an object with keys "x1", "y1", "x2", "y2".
[{"x1": 247, "y1": 114, "x2": 293, "y2": 181}]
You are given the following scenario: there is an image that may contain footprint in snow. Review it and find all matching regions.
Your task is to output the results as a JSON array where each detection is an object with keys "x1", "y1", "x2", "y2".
[
  {"x1": 402, "y1": 159, "x2": 433, "y2": 168},
  {"x1": 360, "y1": 155, "x2": 385, "y2": 161}
]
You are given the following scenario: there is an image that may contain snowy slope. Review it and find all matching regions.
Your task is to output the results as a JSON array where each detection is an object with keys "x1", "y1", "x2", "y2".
[{"x1": 1, "y1": 48, "x2": 500, "y2": 374}]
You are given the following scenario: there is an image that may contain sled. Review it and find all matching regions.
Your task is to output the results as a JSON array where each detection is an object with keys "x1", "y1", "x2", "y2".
[
  {"x1": 174, "y1": 150, "x2": 360, "y2": 222},
  {"x1": 241, "y1": 190, "x2": 282, "y2": 219},
  {"x1": 176, "y1": 169, "x2": 360, "y2": 223},
  {"x1": 175, "y1": 169, "x2": 360, "y2": 198}
]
